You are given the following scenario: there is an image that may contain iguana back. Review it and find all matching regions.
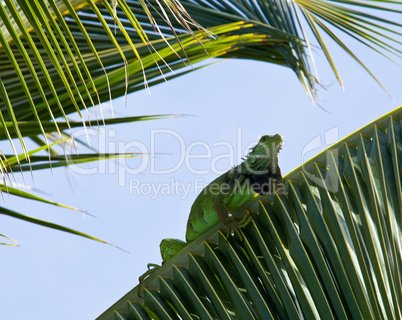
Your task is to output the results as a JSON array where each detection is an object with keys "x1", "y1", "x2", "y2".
[{"x1": 186, "y1": 134, "x2": 284, "y2": 242}]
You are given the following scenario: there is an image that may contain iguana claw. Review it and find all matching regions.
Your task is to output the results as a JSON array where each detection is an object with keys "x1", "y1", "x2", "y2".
[{"x1": 137, "y1": 263, "x2": 161, "y2": 297}]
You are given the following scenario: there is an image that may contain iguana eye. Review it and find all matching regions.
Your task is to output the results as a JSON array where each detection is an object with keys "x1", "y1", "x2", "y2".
[{"x1": 249, "y1": 155, "x2": 256, "y2": 163}]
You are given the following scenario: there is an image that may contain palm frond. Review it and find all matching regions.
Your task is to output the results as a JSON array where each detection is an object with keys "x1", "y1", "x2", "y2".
[
  {"x1": 0, "y1": 206, "x2": 116, "y2": 247},
  {"x1": 0, "y1": 114, "x2": 175, "y2": 246},
  {"x1": 1, "y1": 1, "x2": 401, "y2": 157},
  {"x1": 0, "y1": 145, "x2": 138, "y2": 246},
  {"x1": 294, "y1": 0, "x2": 402, "y2": 90},
  {"x1": 0, "y1": 0, "x2": 206, "y2": 153},
  {"x1": 0, "y1": 13, "x2": 302, "y2": 158},
  {"x1": 0, "y1": 114, "x2": 180, "y2": 140},
  {"x1": 0, "y1": 233, "x2": 19, "y2": 246},
  {"x1": 98, "y1": 105, "x2": 402, "y2": 319}
]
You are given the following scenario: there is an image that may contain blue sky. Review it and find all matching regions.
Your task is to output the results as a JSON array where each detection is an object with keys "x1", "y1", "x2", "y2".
[{"x1": 1, "y1": 15, "x2": 402, "y2": 320}]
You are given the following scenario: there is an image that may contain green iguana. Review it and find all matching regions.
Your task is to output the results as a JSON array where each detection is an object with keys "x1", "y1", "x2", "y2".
[{"x1": 160, "y1": 134, "x2": 284, "y2": 262}]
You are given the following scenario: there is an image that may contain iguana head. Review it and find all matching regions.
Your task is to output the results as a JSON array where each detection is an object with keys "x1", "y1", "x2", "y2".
[{"x1": 245, "y1": 134, "x2": 283, "y2": 174}]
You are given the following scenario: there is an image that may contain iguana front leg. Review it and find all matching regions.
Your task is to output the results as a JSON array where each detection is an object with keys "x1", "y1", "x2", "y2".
[
  {"x1": 214, "y1": 192, "x2": 233, "y2": 225},
  {"x1": 137, "y1": 238, "x2": 187, "y2": 297},
  {"x1": 137, "y1": 263, "x2": 161, "y2": 297},
  {"x1": 214, "y1": 192, "x2": 252, "y2": 231}
]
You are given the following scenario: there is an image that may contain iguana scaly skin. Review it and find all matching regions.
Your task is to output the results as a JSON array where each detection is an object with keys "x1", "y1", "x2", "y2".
[{"x1": 160, "y1": 134, "x2": 284, "y2": 263}]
